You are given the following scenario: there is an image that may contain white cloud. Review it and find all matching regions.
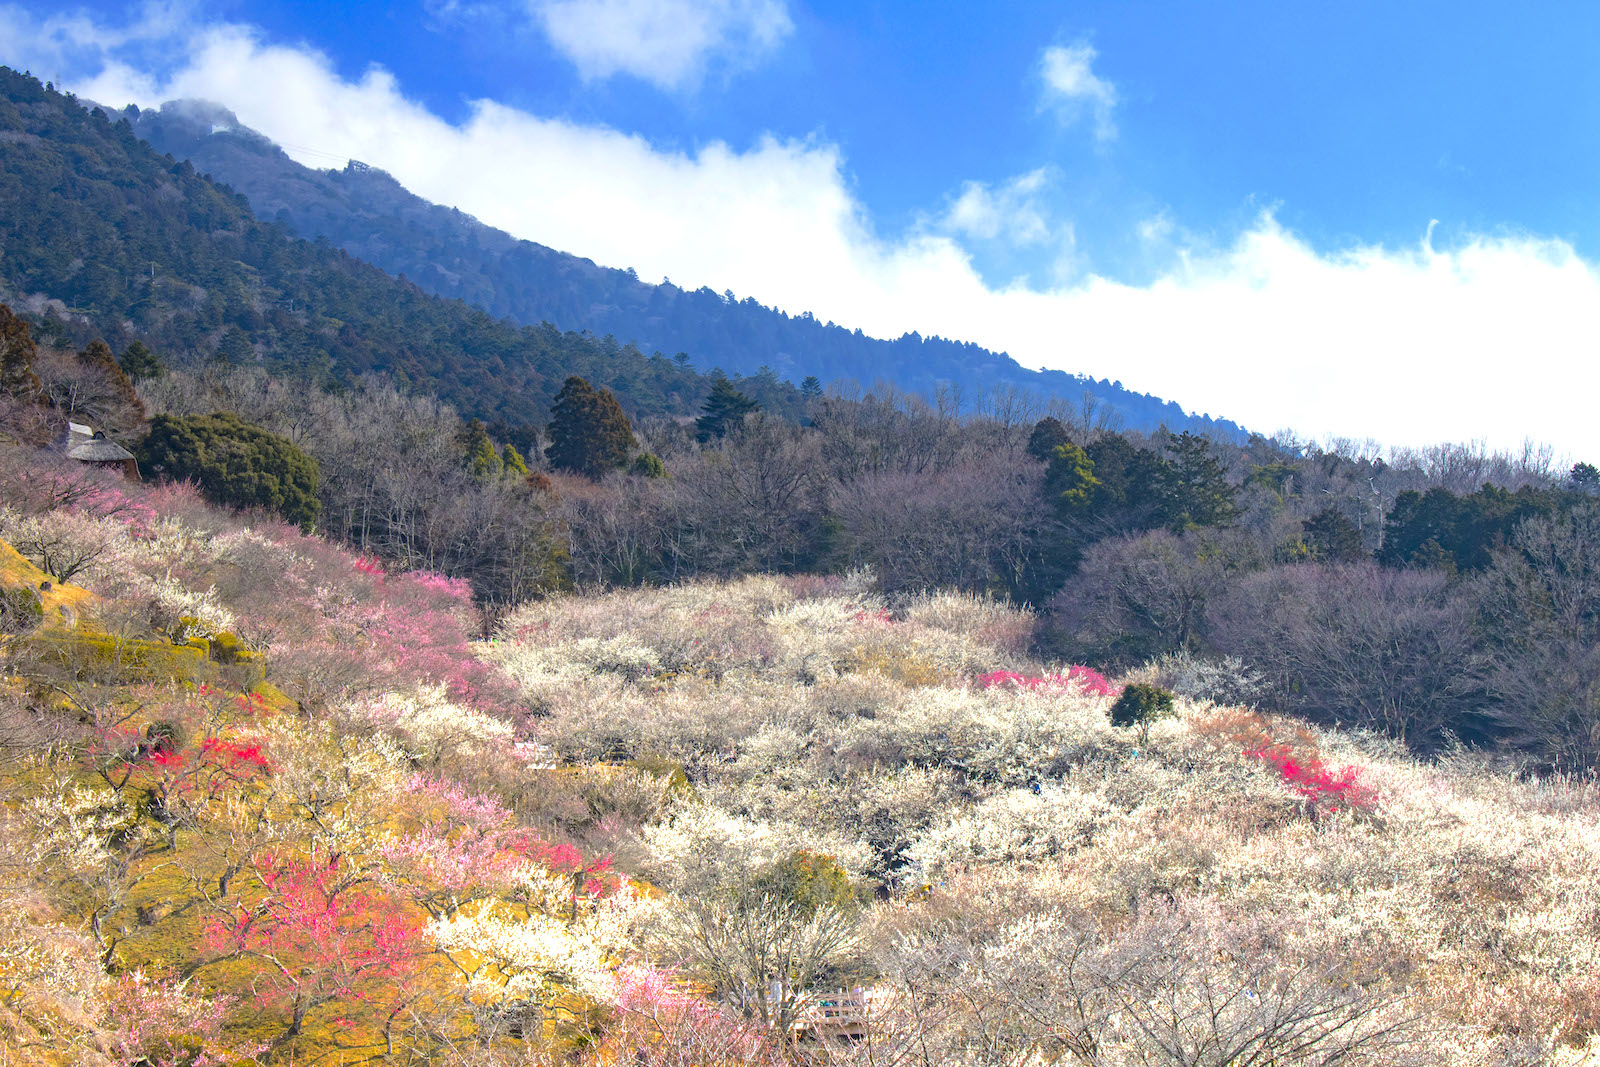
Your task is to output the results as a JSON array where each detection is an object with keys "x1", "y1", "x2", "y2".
[
  {"x1": 1040, "y1": 40, "x2": 1117, "y2": 142},
  {"x1": 5, "y1": 8, "x2": 1599, "y2": 457},
  {"x1": 941, "y1": 168, "x2": 1054, "y2": 246},
  {"x1": 529, "y1": 0, "x2": 791, "y2": 89}
]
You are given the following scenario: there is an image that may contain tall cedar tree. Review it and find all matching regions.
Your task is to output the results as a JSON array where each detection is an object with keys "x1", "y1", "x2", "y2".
[
  {"x1": 696, "y1": 372, "x2": 759, "y2": 442},
  {"x1": 137, "y1": 412, "x2": 321, "y2": 529},
  {"x1": 0, "y1": 305, "x2": 41, "y2": 401},
  {"x1": 545, "y1": 376, "x2": 637, "y2": 478},
  {"x1": 460, "y1": 418, "x2": 503, "y2": 479}
]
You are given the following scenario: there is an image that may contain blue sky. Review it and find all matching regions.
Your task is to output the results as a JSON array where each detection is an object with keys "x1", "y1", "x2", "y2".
[{"x1": 4, "y1": 0, "x2": 1599, "y2": 454}]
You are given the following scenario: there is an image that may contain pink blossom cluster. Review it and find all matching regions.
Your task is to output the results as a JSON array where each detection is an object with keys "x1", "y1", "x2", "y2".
[
  {"x1": 381, "y1": 775, "x2": 616, "y2": 904},
  {"x1": 600, "y1": 962, "x2": 776, "y2": 1064},
  {"x1": 356, "y1": 570, "x2": 518, "y2": 713},
  {"x1": 851, "y1": 607, "x2": 894, "y2": 625},
  {"x1": 977, "y1": 666, "x2": 1119, "y2": 697},
  {"x1": 202, "y1": 851, "x2": 421, "y2": 1012},
  {"x1": 75, "y1": 483, "x2": 159, "y2": 535},
  {"x1": 1245, "y1": 745, "x2": 1378, "y2": 813},
  {"x1": 103, "y1": 970, "x2": 241, "y2": 1067}
]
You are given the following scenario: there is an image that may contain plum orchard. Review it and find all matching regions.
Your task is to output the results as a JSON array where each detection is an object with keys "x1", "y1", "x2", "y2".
[{"x1": 0, "y1": 447, "x2": 1597, "y2": 1064}]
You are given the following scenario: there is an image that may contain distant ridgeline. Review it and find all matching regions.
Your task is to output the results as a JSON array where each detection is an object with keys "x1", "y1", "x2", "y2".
[
  {"x1": 0, "y1": 68, "x2": 797, "y2": 425},
  {"x1": 130, "y1": 98, "x2": 1247, "y2": 439}
]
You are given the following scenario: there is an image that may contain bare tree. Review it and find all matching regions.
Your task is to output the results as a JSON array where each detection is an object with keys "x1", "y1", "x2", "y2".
[
  {"x1": 1474, "y1": 504, "x2": 1600, "y2": 770},
  {"x1": 834, "y1": 901, "x2": 1438, "y2": 1067},
  {"x1": 833, "y1": 454, "x2": 1054, "y2": 599},
  {"x1": 666, "y1": 415, "x2": 829, "y2": 576},
  {"x1": 1208, "y1": 563, "x2": 1480, "y2": 750}
]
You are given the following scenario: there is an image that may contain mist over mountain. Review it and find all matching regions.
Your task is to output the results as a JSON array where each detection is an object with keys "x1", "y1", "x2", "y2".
[{"x1": 130, "y1": 99, "x2": 1246, "y2": 439}]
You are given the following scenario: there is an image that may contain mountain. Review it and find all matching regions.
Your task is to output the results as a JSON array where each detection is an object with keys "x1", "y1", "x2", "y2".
[
  {"x1": 129, "y1": 99, "x2": 1247, "y2": 439},
  {"x1": 0, "y1": 69, "x2": 797, "y2": 426}
]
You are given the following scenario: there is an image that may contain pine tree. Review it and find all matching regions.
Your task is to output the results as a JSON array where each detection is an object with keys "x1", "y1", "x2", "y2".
[
  {"x1": 118, "y1": 340, "x2": 163, "y2": 381},
  {"x1": 1026, "y1": 417, "x2": 1071, "y2": 463},
  {"x1": 1044, "y1": 442, "x2": 1100, "y2": 515},
  {"x1": 0, "y1": 305, "x2": 41, "y2": 401},
  {"x1": 545, "y1": 376, "x2": 637, "y2": 478},
  {"x1": 1303, "y1": 506, "x2": 1366, "y2": 562},
  {"x1": 696, "y1": 372, "x2": 759, "y2": 442},
  {"x1": 800, "y1": 376, "x2": 823, "y2": 401},
  {"x1": 1158, "y1": 431, "x2": 1239, "y2": 531}
]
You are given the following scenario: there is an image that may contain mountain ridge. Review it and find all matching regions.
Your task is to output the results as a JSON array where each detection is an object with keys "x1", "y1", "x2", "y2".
[
  {"x1": 129, "y1": 98, "x2": 1248, "y2": 439},
  {"x1": 0, "y1": 69, "x2": 800, "y2": 427}
]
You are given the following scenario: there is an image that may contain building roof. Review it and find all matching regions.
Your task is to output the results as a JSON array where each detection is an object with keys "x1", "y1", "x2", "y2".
[{"x1": 66, "y1": 437, "x2": 136, "y2": 462}]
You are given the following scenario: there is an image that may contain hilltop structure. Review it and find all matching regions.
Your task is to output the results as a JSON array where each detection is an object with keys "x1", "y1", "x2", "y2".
[{"x1": 60, "y1": 421, "x2": 139, "y2": 479}]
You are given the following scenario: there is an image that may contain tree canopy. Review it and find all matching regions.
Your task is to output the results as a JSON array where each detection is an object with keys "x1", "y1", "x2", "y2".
[
  {"x1": 696, "y1": 373, "x2": 759, "y2": 442},
  {"x1": 137, "y1": 412, "x2": 321, "y2": 528},
  {"x1": 545, "y1": 376, "x2": 637, "y2": 478}
]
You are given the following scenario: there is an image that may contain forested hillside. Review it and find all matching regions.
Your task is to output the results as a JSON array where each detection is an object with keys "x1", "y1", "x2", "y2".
[
  {"x1": 128, "y1": 99, "x2": 1246, "y2": 438},
  {"x1": 0, "y1": 70, "x2": 799, "y2": 426}
]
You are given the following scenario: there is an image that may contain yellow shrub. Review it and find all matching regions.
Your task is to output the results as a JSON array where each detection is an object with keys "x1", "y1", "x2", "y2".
[{"x1": 846, "y1": 647, "x2": 950, "y2": 688}]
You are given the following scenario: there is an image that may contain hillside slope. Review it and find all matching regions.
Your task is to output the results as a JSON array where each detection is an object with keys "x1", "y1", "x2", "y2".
[
  {"x1": 0, "y1": 69, "x2": 797, "y2": 425},
  {"x1": 130, "y1": 99, "x2": 1247, "y2": 438},
  {"x1": 1, "y1": 438, "x2": 1597, "y2": 1064}
]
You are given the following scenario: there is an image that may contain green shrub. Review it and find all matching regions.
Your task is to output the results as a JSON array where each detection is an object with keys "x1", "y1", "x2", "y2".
[
  {"x1": 1110, "y1": 682, "x2": 1176, "y2": 740},
  {"x1": 142, "y1": 719, "x2": 187, "y2": 757},
  {"x1": 750, "y1": 850, "x2": 863, "y2": 914},
  {"x1": 26, "y1": 632, "x2": 215, "y2": 685},
  {"x1": 629, "y1": 452, "x2": 668, "y2": 479},
  {"x1": 137, "y1": 412, "x2": 321, "y2": 529}
]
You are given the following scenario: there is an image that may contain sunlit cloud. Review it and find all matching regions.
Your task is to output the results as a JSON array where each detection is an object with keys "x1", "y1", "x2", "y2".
[{"x1": 1040, "y1": 40, "x2": 1117, "y2": 142}]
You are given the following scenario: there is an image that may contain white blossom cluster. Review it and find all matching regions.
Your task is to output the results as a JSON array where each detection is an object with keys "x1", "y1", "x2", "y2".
[{"x1": 479, "y1": 574, "x2": 1600, "y2": 1058}]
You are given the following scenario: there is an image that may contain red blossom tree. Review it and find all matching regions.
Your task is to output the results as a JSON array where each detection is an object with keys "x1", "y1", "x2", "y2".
[
  {"x1": 977, "y1": 665, "x2": 1119, "y2": 697},
  {"x1": 200, "y1": 849, "x2": 423, "y2": 1044},
  {"x1": 1246, "y1": 745, "x2": 1378, "y2": 816}
]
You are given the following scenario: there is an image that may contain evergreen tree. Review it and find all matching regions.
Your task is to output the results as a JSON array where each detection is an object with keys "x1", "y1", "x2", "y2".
[
  {"x1": 1158, "y1": 431, "x2": 1239, "y2": 531},
  {"x1": 213, "y1": 326, "x2": 254, "y2": 365},
  {"x1": 1084, "y1": 433, "x2": 1169, "y2": 533},
  {"x1": 545, "y1": 376, "x2": 637, "y2": 478},
  {"x1": 1303, "y1": 506, "x2": 1366, "y2": 562},
  {"x1": 0, "y1": 305, "x2": 41, "y2": 401},
  {"x1": 118, "y1": 340, "x2": 163, "y2": 381},
  {"x1": 800, "y1": 376, "x2": 823, "y2": 401},
  {"x1": 461, "y1": 418, "x2": 503, "y2": 478},
  {"x1": 630, "y1": 452, "x2": 669, "y2": 478},
  {"x1": 1044, "y1": 442, "x2": 1100, "y2": 515},
  {"x1": 1570, "y1": 462, "x2": 1600, "y2": 494},
  {"x1": 1026, "y1": 417, "x2": 1072, "y2": 463},
  {"x1": 696, "y1": 372, "x2": 759, "y2": 442},
  {"x1": 137, "y1": 413, "x2": 321, "y2": 529},
  {"x1": 500, "y1": 443, "x2": 530, "y2": 478}
]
